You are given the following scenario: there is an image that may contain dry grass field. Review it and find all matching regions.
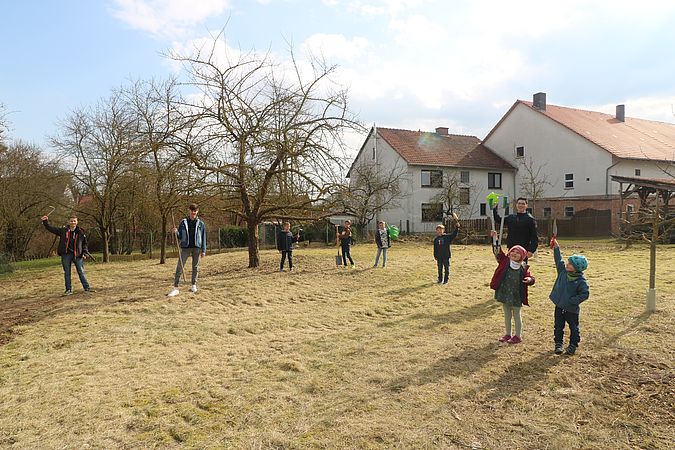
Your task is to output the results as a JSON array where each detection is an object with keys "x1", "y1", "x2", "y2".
[{"x1": 1, "y1": 241, "x2": 673, "y2": 449}]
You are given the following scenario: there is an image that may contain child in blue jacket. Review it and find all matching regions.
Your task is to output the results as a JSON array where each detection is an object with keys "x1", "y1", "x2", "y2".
[{"x1": 549, "y1": 238, "x2": 589, "y2": 355}]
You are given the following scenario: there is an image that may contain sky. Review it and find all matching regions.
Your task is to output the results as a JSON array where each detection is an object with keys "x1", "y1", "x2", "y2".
[{"x1": 2, "y1": 0, "x2": 675, "y2": 158}]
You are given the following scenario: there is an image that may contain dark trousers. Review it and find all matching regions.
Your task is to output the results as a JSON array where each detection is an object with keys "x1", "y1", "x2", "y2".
[
  {"x1": 61, "y1": 253, "x2": 89, "y2": 291},
  {"x1": 341, "y1": 244, "x2": 354, "y2": 266},
  {"x1": 437, "y1": 257, "x2": 450, "y2": 282},
  {"x1": 280, "y1": 250, "x2": 293, "y2": 270},
  {"x1": 554, "y1": 306, "x2": 581, "y2": 346}
]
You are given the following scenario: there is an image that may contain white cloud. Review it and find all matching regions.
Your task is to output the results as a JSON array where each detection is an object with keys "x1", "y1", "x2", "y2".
[
  {"x1": 110, "y1": 0, "x2": 230, "y2": 37},
  {"x1": 584, "y1": 97, "x2": 675, "y2": 124},
  {"x1": 325, "y1": 0, "x2": 432, "y2": 16},
  {"x1": 388, "y1": 14, "x2": 444, "y2": 46},
  {"x1": 301, "y1": 34, "x2": 370, "y2": 63}
]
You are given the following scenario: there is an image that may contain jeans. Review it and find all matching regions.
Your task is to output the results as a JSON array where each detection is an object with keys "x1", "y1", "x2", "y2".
[
  {"x1": 437, "y1": 258, "x2": 450, "y2": 282},
  {"x1": 174, "y1": 247, "x2": 201, "y2": 286},
  {"x1": 341, "y1": 245, "x2": 354, "y2": 266},
  {"x1": 554, "y1": 306, "x2": 581, "y2": 346},
  {"x1": 61, "y1": 253, "x2": 89, "y2": 291},
  {"x1": 280, "y1": 250, "x2": 293, "y2": 270},
  {"x1": 503, "y1": 305, "x2": 522, "y2": 336},
  {"x1": 374, "y1": 247, "x2": 388, "y2": 267}
]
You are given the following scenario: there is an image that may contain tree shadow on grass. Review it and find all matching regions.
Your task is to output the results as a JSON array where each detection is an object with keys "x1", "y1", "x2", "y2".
[
  {"x1": 377, "y1": 298, "x2": 499, "y2": 329},
  {"x1": 599, "y1": 311, "x2": 651, "y2": 348},
  {"x1": 416, "y1": 298, "x2": 500, "y2": 329},
  {"x1": 387, "y1": 342, "x2": 499, "y2": 393},
  {"x1": 473, "y1": 351, "x2": 564, "y2": 402},
  {"x1": 383, "y1": 283, "x2": 436, "y2": 299},
  {"x1": 469, "y1": 312, "x2": 657, "y2": 403}
]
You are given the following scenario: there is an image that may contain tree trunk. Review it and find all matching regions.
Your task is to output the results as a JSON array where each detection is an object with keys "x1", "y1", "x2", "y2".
[
  {"x1": 159, "y1": 214, "x2": 167, "y2": 264},
  {"x1": 102, "y1": 229, "x2": 110, "y2": 263},
  {"x1": 247, "y1": 219, "x2": 259, "y2": 268}
]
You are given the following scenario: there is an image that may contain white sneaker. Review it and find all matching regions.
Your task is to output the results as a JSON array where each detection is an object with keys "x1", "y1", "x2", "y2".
[
  {"x1": 190, "y1": 285, "x2": 197, "y2": 293},
  {"x1": 167, "y1": 288, "x2": 179, "y2": 297}
]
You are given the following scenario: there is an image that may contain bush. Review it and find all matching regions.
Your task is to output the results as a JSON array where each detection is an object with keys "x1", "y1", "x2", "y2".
[
  {"x1": 219, "y1": 226, "x2": 248, "y2": 248},
  {"x1": 0, "y1": 252, "x2": 14, "y2": 274}
]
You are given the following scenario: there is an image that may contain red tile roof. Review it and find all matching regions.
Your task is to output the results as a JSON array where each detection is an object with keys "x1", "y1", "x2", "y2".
[
  {"x1": 513, "y1": 101, "x2": 675, "y2": 162},
  {"x1": 376, "y1": 127, "x2": 515, "y2": 170}
]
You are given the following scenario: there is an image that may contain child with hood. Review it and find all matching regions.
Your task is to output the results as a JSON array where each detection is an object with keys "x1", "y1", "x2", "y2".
[
  {"x1": 549, "y1": 238, "x2": 589, "y2": 355},
  {"x1": 490, "y1": 230, "x2": 535, "y2": 344}
]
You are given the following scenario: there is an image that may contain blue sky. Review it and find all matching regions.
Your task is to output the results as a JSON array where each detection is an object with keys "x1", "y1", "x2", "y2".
[{"x1": 2, "y1": 0, "x2": 675, "y2": 155}]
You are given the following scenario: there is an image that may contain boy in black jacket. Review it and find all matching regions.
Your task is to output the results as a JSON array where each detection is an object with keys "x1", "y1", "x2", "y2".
[
  {"x1": 277, "y1": 222, "x2": 299, "y2": 271},
  {"x1": 433, "y1": 221, "x2": 460, "y2": 284},
  {"x1": 41, "y1": 214, "x2": 92, "y2": 295}
]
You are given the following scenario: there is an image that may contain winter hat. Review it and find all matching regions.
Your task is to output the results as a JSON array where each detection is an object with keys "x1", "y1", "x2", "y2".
[
  {"x1": 568, "y1": 254, "x2": 588, "y2": 272},
  {"x1": 508, "y1": 245, "x2": 527, "y2": 260}
]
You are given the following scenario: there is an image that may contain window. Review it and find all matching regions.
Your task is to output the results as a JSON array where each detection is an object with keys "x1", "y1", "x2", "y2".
[
  {"x1": 459, "y1": 187, "x2": 470, "y2": 205},
  {"x1": 488, "y1": 172, "x2": 502, "y2": 189},
  {"x1": 626, "y1": 204, "x2": 634, "y2": 214},
  {"x1": 543, "y1": 207, "x2": 552, "y2": 218},
  {"x1": 421, "y1": 203, "x2": 444, "y2": 222},
  {"x1": 516, "y1": 146, "x2": 524, "y2": 158},
  {"x1": 421, "y1": 169, "x2": 443, "y2": 188},
  {"x1": 526, "y1": 207, "x2": 533, "y2": 214},
  {"x1": 564, "y1": 173, "x2": 574, "y2": 189},
  {"x1": 634, "y1": 168, "x2": 641, "y2": 176},
  {"x1": 372, "y1": 147, "x2": 375, "y2": 160},
  {"x1": 564, "y1": 206, "x2": 574, "y2": 217},
  {"x1": 480, "y1": 203, "x2": 487, "y2": 216},
  {"x1": 460, "y1": 170, "x2": 470, "y2": 183}
]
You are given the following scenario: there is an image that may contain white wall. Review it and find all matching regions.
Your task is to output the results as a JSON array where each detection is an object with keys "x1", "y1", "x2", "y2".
[{"x1": 484, "y1": 103, "x2": 615, "y2": 199}]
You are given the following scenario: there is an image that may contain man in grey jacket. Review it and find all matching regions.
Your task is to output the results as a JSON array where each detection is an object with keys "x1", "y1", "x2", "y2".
[{"x1": 168, "y1": 203, "x2": 206, "y2": 297}]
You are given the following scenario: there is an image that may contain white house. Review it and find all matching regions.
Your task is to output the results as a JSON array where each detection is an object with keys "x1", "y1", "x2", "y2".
[
  {"x1": 482, "y1": 93, "x2": 675, "y2": 233},
  {"x1": 348, "y1": 126, "x2": 515, "y2": 234}
]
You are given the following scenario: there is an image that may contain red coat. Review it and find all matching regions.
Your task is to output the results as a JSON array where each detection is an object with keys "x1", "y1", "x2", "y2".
[{"x1": 490, "y1": 248, "x2": 535, "y2": 306}]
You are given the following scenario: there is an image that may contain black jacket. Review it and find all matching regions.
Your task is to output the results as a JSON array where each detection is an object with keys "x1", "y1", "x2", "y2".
[
  {"x1": 42, "y1": 220, "x2": 89, "y2": 258},
  {"x1": 493, "y1": 210, "x2": 539, "y2": 253},
  {"x1": 433, "y1": 227, "x2": 459, "y2": 260},
  {"x1": 276, "y1": 230, "x2": 298, "y2": 251}
]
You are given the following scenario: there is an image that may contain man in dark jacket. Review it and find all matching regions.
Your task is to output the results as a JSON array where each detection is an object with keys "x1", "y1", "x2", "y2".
[
  {"x1": 41, "y1": 214, "x2": 91, "y2": 295},
  {"x1": 493, "y1": 197, "x2": 538, "y2": 259}
]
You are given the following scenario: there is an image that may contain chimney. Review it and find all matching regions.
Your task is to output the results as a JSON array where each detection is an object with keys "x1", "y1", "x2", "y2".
[
  {"x1": 435, "y1": 127, "x2": 449, "y2": 135},
  {"x1": 616, "y1": 104, "x2": 625, "y2": 122},
  {"x1": 533, "y1": 92, "x2": 546, "y2": 110}
]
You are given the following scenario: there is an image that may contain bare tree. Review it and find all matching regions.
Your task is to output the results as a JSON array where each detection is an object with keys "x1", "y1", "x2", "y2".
[
  {"x1": 0, "y1": 103, "x2": 8, "y2": 143},
  {"x1": 431, "y1": 171, "x2": 480, "y2": 220},
  {"x1": 171, "y1": 34, "x2": 362, "y2": 267},
  {"x1": 338, "y1": 161, "x2": 407, "y2": 235},
  {"x1": 51, "y1": 89, "x2": 139, "y2": 262},
  {"x1": 125, "y1": 78, "x2": 207, "y2": 263},
  {"x1": 0, "y1": 141, "x2": 69, "y2": 259},
  {"x1": 518, "y1": 156, "x2": 553, "y2": 213}
]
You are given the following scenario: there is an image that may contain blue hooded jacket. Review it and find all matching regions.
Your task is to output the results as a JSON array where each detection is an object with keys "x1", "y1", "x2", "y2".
[{"x1": 549, "y1": 247, "x2": 589, "y2": 313}]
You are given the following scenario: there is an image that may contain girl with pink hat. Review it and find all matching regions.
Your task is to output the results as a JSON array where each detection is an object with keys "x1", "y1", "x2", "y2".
[{"x1": 489, "y1": 231, "x2": 536, "y2": 344}]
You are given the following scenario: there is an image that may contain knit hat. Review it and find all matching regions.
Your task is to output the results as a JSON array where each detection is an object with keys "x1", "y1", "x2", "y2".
[
  {"x1": 568, "y1": 254, "x2": 588, "y2": 272},
  {"x1": 508, "y1": 245, "x2": 527, "y2": 260}
]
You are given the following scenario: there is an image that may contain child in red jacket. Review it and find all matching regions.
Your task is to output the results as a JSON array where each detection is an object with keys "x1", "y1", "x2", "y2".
[{"x1": 490, "y1": 231, "x2": 535, "y2": 344}]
